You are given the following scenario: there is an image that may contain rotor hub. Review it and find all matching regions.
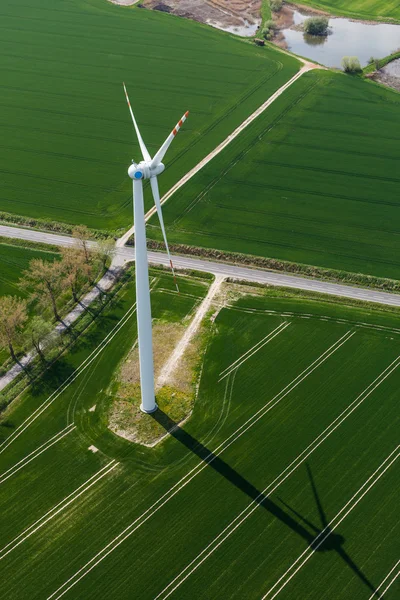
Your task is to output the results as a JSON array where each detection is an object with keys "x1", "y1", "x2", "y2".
[{"x1": 128, "y1": 161, "x2": 165, "y2": 180}]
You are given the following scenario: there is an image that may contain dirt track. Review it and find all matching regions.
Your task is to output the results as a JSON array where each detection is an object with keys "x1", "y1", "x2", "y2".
[{"x1": 141, "y1": 0, "x2": 262, "y2": 35}]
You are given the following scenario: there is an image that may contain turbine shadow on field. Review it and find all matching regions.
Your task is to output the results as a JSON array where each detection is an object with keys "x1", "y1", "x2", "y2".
[
  {"x1": 153, "y1": 410, "x2": 316, "y2": 542},
  {"x1": 153, "y1": 411, "x2": 381, "y2": 598},
  {"x1": 278, "y1": 463, "x2": 382, "y2": 598}
]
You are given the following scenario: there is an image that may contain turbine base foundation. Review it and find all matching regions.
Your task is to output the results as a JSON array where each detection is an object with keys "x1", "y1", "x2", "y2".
[{"x1": 140, "y1": 403, "x2": 158, "y2": 414}]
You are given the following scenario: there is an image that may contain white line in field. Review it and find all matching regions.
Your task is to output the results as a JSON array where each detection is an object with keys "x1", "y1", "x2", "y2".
[
  {"x1": 47, "y1": 331, "x2": 353, "y2": 600},
  {"x1": 218, "y1": 322, "x2": 290, "y2": 382},
  {"x1": 219, "y1": 322, "x2": 289, "y2": 377},
  {"x1": 0, "y1": 460, "x2": 118, "y2": 561},
  {"x1": 368, "y1": 559, "x2": 400, "y2": 600},
  {"x1": 263, "y1": 446, "x2": 400, "y2": 599},
  {"x1": 0, "y1": 424, "x2": 76, "y2": 485},
  {"x1": 155, "y1": 354, "x2": 400, "y2": 599},
  {"x1": 0, "y1": 303, "x2": 137, "y2": 455}
]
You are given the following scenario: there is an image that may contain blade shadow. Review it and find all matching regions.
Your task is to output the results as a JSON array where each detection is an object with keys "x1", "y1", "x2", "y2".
[
  {"x1": 152, "y1": 409, "x2": 315, "y2": 545},
  {"x1": 302, "y1": 463, "x2": 382, "y2": 598},
  {"x1": 152, "y1": 410, "x2": 382, "y2": 598}
]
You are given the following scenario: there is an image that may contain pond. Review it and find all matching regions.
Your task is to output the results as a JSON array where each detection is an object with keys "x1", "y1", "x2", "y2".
[
  {"x1": 280, "y1": 9, "x2": 400, "y2": 68},
  {"x1": 207, "y1": 18, "x2": 261, "y2": 37}
]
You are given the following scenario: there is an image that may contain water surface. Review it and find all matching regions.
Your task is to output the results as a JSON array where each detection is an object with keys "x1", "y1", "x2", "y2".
[{"x1": 282, "y1": 10, "x2": 400, "y2": 68}]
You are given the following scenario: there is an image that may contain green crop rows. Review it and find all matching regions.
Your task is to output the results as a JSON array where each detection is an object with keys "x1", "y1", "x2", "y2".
[
  {"x1": 289, "y1": 0, "x2": 400, "y2": 22},
  {"x1": 148, "y1": 70, "x2": 400, "y2": 279},
  {"x1": 0, "y1": 242, "x2": 58, "y2": 298},
  {"x1": 0, "y1": 271, "x2": 399, "y2": 599},
  {"x1": 0, "y1": 0, "x2": 298, "y2": 231}
]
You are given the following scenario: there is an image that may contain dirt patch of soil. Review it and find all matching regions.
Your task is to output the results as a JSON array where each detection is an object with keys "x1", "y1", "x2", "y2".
[
  {"x1": 141, "y1": 0, "x2": 262, "y2": 36},
  {"x1": 108, "y1": 312, "x2": 210, "y2": 446},
  {"x1": 372, "y1": 60, "x2": 400, "y2": 91},
  {"x1": 291, "y1": 2, "x2": 330, "y2": 17}
]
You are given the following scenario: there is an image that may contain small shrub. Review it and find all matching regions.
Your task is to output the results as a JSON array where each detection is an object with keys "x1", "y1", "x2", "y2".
[
  {"x1": 270, "y1": 0, "x2": 283, "y2": 12},
  {"x1": 342, "y1": 56, "x2": 362, "y2": 73},
  {"x1": 368, "y1": 56, "x2": 381, "y2": 69},
  {"x1": 304, "y1": 16, "x2": 329, "y2": 36},
  {"x1": 262, "y1": 20, "x2": 276, "y2": 40}
]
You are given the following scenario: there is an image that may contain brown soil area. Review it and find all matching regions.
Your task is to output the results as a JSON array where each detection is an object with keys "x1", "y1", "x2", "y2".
[
  {"x1": 108, "y1": 307, "x2": 210, "y2": 446},
  {"x1": 141, "y1": 0, "x2": 262, "y2": 34},
  {"x1": 372, "y1": 69, "x2": 400, "y2": 92}
]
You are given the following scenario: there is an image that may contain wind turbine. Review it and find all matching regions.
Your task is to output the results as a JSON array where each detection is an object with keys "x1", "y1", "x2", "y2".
[{"x1": 123, "y1": 83, "x2": 189, "y2": 414}]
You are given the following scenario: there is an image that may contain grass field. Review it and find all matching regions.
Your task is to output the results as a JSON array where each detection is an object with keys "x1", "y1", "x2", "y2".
[
  {"x1": 0, "y1": 272, "x2": 399, "y2": 599},
  {"x1": 0, "y1": 242, "x2": 58, "y2": 298},
  {"x1": 293, "y1": 0, "x2": 400, "y2": 21},
  {"x1": 148, "y1": 70, "x2": 400, "y2": 280},
  {"x1": 0, "y1": 0, "x2": 299, "y2": 231}
]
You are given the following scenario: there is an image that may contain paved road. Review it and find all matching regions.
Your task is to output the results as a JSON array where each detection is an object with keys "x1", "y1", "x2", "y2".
[{"x1": 2, "y1": 224, "x2": 400, "y2": 308}]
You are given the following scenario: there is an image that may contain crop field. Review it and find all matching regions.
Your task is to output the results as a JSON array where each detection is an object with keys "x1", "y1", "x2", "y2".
[
  {"x1": 291, "y1": 0, "x2": 400, "y2": 22},
  {"x1": 0, "y1": 242, "x2": 58, "y2": 298},
  {"x1": 0, "y1": 0, "x2": 299, "y2": 231},
  {"x1": 148, "y1": 70, "x2": 400, "y2": 280},
  {"x1": 1, "y1": 271, "x2": 399, "y2": 599}
]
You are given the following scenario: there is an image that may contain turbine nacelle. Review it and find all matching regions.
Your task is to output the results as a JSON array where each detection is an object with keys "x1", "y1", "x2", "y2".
[{"x1": 128, "y1": 161, "x2": 165, "y2": 181}]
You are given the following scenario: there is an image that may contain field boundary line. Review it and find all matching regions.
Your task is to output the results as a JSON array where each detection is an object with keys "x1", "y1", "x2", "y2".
[
  {"x1": 219, "y1": 322, "x2": 289, "y2": 378},
  {"x1": 219, "y1": 322, "x2": 290, "y2": 382},
  {"x1": 46, "y1": 331, "x2": 354, "y2": 600},
  {"x1": 263, "y1": 446, "x2": 400, "y2": 599},
  {"x1": 0, "y1": 460, "x2": 118, "y2": 561},
  {"x1": 368, "y1": 559, "x2": 400, "y2": 600},
  {"x1": 0, "y1": 303, "x2": 137, "y2": 455},
  {"x1": 155, "y1": 354, "x2": 400, "y2": 599},
  {"x1": 0, "y1": 424, "x2": 76, "y2": 485},
  {"x1": 117, "y1": 65, "x2": 313, "y2": 246}
]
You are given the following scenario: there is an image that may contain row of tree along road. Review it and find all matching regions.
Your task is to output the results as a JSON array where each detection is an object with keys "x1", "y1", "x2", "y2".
[{"x1": 0, "y1": 226, "x2": 114, "y2": 368}]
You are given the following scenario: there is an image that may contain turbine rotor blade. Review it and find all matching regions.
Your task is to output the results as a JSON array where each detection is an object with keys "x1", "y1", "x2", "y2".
[
  {"x1": 123, "y1": 83, "x2": 151, "y2": 162},
  {"x1": 150, "y1": 111, "x2": 189, "y2": 168},
  {"x1": 150, "y1": 176, "x2": 179, "y2": 293}
]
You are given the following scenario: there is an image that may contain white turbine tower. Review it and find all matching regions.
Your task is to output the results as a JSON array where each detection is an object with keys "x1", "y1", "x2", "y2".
[{"x1": 123, "y1": 83, "x2": 189, "y2": 414}]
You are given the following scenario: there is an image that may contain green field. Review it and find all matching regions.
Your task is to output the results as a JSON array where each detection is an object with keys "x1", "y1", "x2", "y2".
[
  {"x1": 148, "y1": 70, "x2": 400, "y2": 280},
  {"x1": 0, "y1": 0, "x2": 299, "y2": 230},
  {"x1": 0, "y1": 242, "x2": 58, "y2": 298},
  {"x1": 1, "y1": 272, "x2": 399, "y2": 599},
  {"x1": 290, "y1": 0, "x2": 400, "y2": 22}
]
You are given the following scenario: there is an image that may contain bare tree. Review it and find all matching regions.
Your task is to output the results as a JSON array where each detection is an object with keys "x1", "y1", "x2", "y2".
[
  {"x1": 60, "y1": 247, "x2": 93, "y2": 302},
  {"x1": 25, "y1": 316, "x2": 53, "y2": 362},
  {"x1": 93, "y1": 238, "x2": 115, "y2": 272},
  {"x1": 22, "y1": 259, "x2": 63, "y2": 321},
  {"x1": 72, "y1": 225, "x2": 91, "y2": 263},
  {"x1": 0, "y1": 296, "x2": 28, "y2": 362}
]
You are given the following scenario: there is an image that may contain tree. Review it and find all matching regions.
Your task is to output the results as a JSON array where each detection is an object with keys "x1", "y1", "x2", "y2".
[
  {"x1": 342, "y1": 56, "x2": 362, "y2": 73},
  {"x1": 0, "y1": 296, "x2": 28, "y2": 362},
  {"x1": 262, "y1": 20, "x2": 276, "y2": 40},
  {"x1": 304, "y1": 17, "x2": 329, "y2": 36},
  {"x1": 270, "y1": 0, "x2": 282, "y2": 12},
  {"x1": 25, "y1": 316, "x2": 53, "y2": 362},
  {"x1": 22, "y1": 258, "x2": 63, "y2": 321},
  {"x1": 60, "y1": 247, "x2": 93, "y2": 302},
  {"x1": 93, "y1": 238, "x2": 115, "y2": 272},
  {"x1": 72, "y1": 225, "x2": 91, "y2": 263}
]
